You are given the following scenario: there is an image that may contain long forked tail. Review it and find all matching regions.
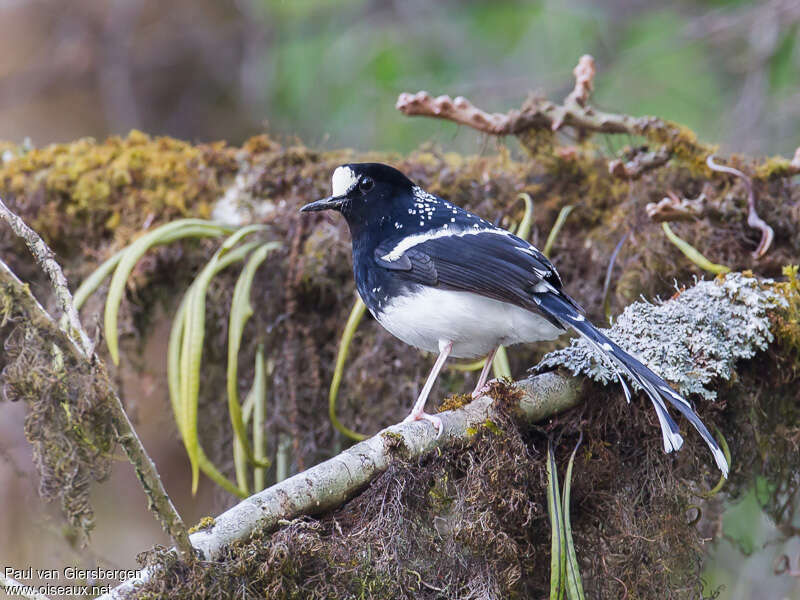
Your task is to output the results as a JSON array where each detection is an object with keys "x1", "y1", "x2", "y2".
[{"x1": 536, "y1": 291, "x2": 729, "y2": 478}]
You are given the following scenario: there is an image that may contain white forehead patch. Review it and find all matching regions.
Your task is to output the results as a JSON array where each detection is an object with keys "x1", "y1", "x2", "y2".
[{"x1": 331, "y1": 166, "x2": 358, "y2": 197}]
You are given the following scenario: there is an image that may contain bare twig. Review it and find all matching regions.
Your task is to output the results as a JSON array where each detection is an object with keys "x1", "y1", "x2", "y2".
[
  {"x1": 396, "y1": 54, "x2": 715, "y2": 165},
  {"x1": 0, "y1": 201, "x2": 193, "y2": 559},
  {"x1": 706, "y1": 155, "x2": 774, "y2": 258},
  {"x1": 609, "y1": 147, "x2": 671, "y2": 180},
  {"x1": 395, "y1": 91, "x2": 514, "y2": 135},
  {"x1": 564, "y1": 54, "x2": 596, "y2": 108},
  {"x1": 99, "y1": 372, "x2": 583, "y2": 599},
  {"x1": 646, "y1": 190, "x2": 708, "y2": 222}
]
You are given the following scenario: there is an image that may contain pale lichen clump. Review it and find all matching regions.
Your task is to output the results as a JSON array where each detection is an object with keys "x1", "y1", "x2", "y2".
[{"x1": 539, "y1": 273, "x2": 787, "y2": 400}]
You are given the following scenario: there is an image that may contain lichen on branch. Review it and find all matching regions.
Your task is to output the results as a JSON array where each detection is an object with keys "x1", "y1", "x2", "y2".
[{"x1": 539, "y1": 273, "x2": 785, "y2": 401}]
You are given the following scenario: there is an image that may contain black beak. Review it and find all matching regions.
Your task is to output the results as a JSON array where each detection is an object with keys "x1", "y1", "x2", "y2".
[{"x1": 300, "y1": 195, "x2": 345, "y2": 212}]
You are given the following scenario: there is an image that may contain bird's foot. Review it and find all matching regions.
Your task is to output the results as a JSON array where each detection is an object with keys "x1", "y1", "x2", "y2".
[
  {"x1": 471, "y1": 378, "x2": 498, "y2": 399},
  {"x1": 402, "y1": 410, "x2": 444, "y2": 438}
]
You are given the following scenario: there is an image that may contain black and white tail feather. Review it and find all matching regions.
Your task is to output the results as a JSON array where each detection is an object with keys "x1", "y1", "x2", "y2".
[{"x1": 536, "y1": 292, "x2": 729, "y2": 478}]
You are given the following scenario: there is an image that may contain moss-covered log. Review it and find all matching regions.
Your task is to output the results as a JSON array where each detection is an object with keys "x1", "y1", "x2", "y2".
[{"x1": 1, "y1": 74, "x2": 799, "y2": 597}]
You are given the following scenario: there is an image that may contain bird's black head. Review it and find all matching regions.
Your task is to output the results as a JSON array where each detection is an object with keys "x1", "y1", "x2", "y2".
[{"x1": 300, "y1": 163, "x2": 414, "y2": 230}]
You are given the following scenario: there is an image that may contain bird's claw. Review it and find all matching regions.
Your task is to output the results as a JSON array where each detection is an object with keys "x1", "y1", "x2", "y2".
[
  {"x1": 471, "y1": 378, "x2": 498, "y2": 399},
  {"x1": 402, "y1": 411, "x2": 444, "y2": 438}
]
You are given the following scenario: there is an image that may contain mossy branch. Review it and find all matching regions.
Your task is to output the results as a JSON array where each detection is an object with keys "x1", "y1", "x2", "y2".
[
  {"x1": 99, "y1": 371, "x2": 582, "y2": 599},
  {"x1": 0, "y1": 201, "x2": 193, "y2": 560},
  {"x1": 0, "y1": 197, "x2": 94, "y2": 356},
  {"x1": 99, "y1": 268, "x2": 799, "y2": 598}
]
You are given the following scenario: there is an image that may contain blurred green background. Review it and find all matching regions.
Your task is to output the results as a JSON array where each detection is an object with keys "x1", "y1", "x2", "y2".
[
  {"x1": 0, "y1": 1, "x2": 798, "y2": 598},
  {"x1": 1, "y1": 0, "x2": 798, "y2": 157}
]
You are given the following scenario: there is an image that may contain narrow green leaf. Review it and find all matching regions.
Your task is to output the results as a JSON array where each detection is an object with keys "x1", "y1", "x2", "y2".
[
  {"x1": 547, "y1": 442, "x2": 566, "y2": 600},
  {"x1": 74, "y1": 250, "x2": 124, "y2": 312},
  {"x1": 219, "y1": 224, "x2": 266, "y2": 253},
  {"x1": 491, "y1": 345, "x2": 512, "y2": 380},
  {"x1": 167, "y1": 287, "x2": 191, "y2": 439},
  {"x1": 276, "y1": 433, "x2": 292, "y2": 483},
  {"x1": 328, "y1": 296, "x2": 369, "y2": 441},
  {"x1": 698, "y1": 428, "x2": 731, "y2": 498},
  {"x1": 227, "y1": 241, "x2": 280, "y2": 470},
  {"x1": 104, "y1": 219, "x2": 234, "y2": 364},
  {"x1": 662, "y1": 222, "x2": 730, "y2": 275},
  {"x1": 75, "y1": 223, "x2": 233, "y2": 314},
  {"x1": 233, "y1": 345, "x2": 269, "y2": 494},
  {"x1": 180, "y1": 237, "x2": 261, "y2": 494},
  {"x1": 563, "y1": 436, "x2": 586, "y2": 600},
  {"x1": 515, "y1": 192, "x2": 535, "y2": 241},
  {"x1": 543, "y1": 205, "x2": 574, "y2": 258},
  {"x1": 197, "y1": 447, "x2": 249, "y2": 498},
  {"x1": 447, "y1": 358, "x2": 487, "y2": 372},
  {"x1": 167, "y1": 283, "x2": 246, "y2": 498},
  {"x1": 233, "y1": 379, "x2": 254, "y2": 495},
  {"x1": 252, "y1": 350, "x2": 272, "y2": 492}
]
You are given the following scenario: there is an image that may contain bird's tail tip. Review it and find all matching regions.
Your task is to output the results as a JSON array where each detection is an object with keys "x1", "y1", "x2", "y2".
[
  {"x1": 537, "y1": 292, "x2": 730, "y2": 478},
  {"x1": 711, "y1": 445, "x2": 730, "y2": 479}
]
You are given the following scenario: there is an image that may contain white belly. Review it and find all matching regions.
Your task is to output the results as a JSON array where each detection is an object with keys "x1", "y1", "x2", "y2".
[{"x1": 374, "y1": 287, "x2": 564, "y2": 358}]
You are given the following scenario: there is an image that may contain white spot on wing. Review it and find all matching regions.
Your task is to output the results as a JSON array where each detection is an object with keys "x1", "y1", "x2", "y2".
[
  {"x1": 331, "y1": 166, "x2": 357, "y2": 197},
  {"x1": 380, "y1": 226, "x2": 509, "y2": 262}
]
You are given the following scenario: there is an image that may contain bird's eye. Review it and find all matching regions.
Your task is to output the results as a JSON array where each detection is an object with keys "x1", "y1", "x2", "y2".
[{"x1": 358, "y1": 177, "x2": 374, "y2": 193}]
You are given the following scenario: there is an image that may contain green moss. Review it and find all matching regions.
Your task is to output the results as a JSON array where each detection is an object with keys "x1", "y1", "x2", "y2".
[
  {"x1": 0, "y1": 130, "x2": 233, "y2": 252},
  {"x1": 437, "y1": 392, "x2": 472, "y2": 413},
  {"x1": 754, "y1": 156, "x2": 799, "y2": 180},
  {"x1": 188, "y1": 516, "x2": 216, "y2": 534},
  {"x1": 380, "y1": 431, "x2": 410, "y2": 459},
  {"x1": 636, "y1": 118, "x2": 717, "y2": 174},
  {"x1": 772, "y1": 265, "x2": 800, "y2": 360}
]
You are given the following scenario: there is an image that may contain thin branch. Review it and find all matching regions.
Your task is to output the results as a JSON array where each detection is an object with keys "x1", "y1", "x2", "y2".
[
  {"x1": 99, "y1": 372, "x2": 583, "y2": 599},
  {"x1": 395, "y1": 91, "x2": 514, "y2": 135},
  {"x1": 0, "y1": 574, "x2": 52, "y2": 600},
  {"x1": 0, "y1": 202, "x2": 193, "y2": 560},
  {"x1": 396, "y1": 54, "x2": 715, "y2": 165},
  {"x1": 0, "y1": 197, "x2": 93, "y2": 355},
  {"x1": 564, "y1": 54, "x2": 596, "y2": 108},
  {"x1": 706, "y1": 155, "x2": 774, "y2": 259}
]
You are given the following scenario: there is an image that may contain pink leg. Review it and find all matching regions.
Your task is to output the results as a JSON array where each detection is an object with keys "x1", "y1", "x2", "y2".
[
  {"x1": 471, "y1": 346, "x2": 499, "y2": 398},
  {"x1": 403, "y1": 340, "x2": 453, "y2": 437}
]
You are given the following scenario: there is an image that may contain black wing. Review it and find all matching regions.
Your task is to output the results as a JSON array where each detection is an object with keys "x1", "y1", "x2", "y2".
[{"x1": 374, "y1": 230, "x2": 582, "y2": 327}]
